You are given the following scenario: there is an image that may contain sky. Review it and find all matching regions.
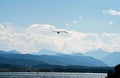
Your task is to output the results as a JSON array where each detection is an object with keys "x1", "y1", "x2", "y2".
[{"x1": 0, "y1": 0, "x2": 120, "y2": 54}]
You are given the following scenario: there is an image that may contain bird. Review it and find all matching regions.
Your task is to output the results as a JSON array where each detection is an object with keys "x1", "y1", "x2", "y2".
[{"x1": 52, "y1": 30, "x2": 69, "y2": 34}]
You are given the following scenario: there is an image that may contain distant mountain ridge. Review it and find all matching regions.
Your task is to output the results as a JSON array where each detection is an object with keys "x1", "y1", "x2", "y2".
[
  {"x1": 84, "y1": 49, "x2": 111, "y2": 60},
  {"x1": 102, "y1": 52, "x2": 120, "y2": 66},
  {"x1": 0, "y1": 50, "x2": 107, "y2": 67},
  {"x1": 69, "y1": 52, "x2": 84, "y2": 56},
  {"x1": 32, "y1": 49, "x2": 58, "y2": 55},
  {"x1": 84, "y1": 49, "x2": 120, "y2": 66},
  {"x1": 0, "y1": 55, "x2": 47, "y2": 66},
  {"x1": 0, "y1": 49, "x2": 120, "y2": 66},
  {"x1": 0, "y1": 50, "x2": 20, "y2": 54}
]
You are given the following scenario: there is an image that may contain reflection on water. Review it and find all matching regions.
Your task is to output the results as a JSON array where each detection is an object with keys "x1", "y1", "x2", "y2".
[{"x1": 0, "y1": 72, "x2": 107, "y2": 78}]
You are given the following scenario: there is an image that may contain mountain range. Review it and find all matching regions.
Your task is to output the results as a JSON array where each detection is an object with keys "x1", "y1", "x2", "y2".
[
  {"x1": 0, "y1": 50, "x2": 107, "y2": 67},
  {"x1": 84, "y1": 49, "x2": 111, "y2": 60},
  {"x1": 102, "y1": 52, "x2": 120, "y2": 66},
  {"x1": 84, "y1": 49, "x2": 120, "y2": 66},
  {"x1": 32, "y1": 49, "x2": 58, "y2": 55},
  {"x1": 0, "y1": 49, "x2": 120, "y2": 67},
  {"x1": 0, "y1": 50, "x2": 20, "y2": 54}
]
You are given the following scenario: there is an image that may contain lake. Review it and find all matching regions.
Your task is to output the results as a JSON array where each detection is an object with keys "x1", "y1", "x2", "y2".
[{"x1": 0, "y1": 72, "x2": 107, "y2": 78}]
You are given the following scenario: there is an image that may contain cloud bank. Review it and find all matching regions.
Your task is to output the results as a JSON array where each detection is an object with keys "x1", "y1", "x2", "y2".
[
  {"x1": 0, "y1": 24, "x2": 120, "y2": 54},
  {"x1": 103, "y1": 9, "x2": 120, "y2": 16}
]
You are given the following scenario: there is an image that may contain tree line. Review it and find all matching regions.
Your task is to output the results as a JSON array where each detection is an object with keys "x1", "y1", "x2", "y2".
[{"x1": 0, "y1": 64, "x2": 114, "y2": 73}]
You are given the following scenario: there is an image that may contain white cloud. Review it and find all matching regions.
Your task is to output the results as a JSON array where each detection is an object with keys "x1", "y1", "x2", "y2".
[
  {"x1": 101, "y1": 33, "x2": 120, "y2": 52},
  {"x1": 79, "y1": 16, "x2": 83, "y2": 19},
  {"x1": 0, "y1": 24, "x2": 120, "y2": 54},
  {"x1": 109, "y1": 21, "x2": 114, "y2": 25},
  {"x1": 73, "y1": 21, "x2": 77, "y2": 24},
  {"x1": 103, "y1": 9, "x2": 120, "y2": 16}
]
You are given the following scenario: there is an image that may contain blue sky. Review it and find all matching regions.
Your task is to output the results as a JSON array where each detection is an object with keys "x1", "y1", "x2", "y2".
[
  {"x1": 0, "y1": 0, "x2": 120, "y2": 33},
  {"x1": 0, "y1": 0, "x2": 120, "y2": 53}
]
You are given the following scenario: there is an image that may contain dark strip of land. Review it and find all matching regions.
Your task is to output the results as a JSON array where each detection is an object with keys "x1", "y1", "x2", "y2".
[{"x1": 0, "y1": 64, "x2": 113, "y2": 73}]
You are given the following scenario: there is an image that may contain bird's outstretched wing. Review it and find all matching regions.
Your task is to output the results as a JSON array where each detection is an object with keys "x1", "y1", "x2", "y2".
[{"x1": 52, "y1": 30, "x2": 69, "y2": 34}]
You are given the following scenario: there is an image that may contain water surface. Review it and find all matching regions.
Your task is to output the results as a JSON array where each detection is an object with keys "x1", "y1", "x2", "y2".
[{"x1": 0, "y1": 72, "x2": 107, "y2": 78}]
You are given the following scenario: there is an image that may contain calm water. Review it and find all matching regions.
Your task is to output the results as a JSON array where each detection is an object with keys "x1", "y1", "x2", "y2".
[{"x1": 0, "y1": 72, "x2": 107, "y2": 78}]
